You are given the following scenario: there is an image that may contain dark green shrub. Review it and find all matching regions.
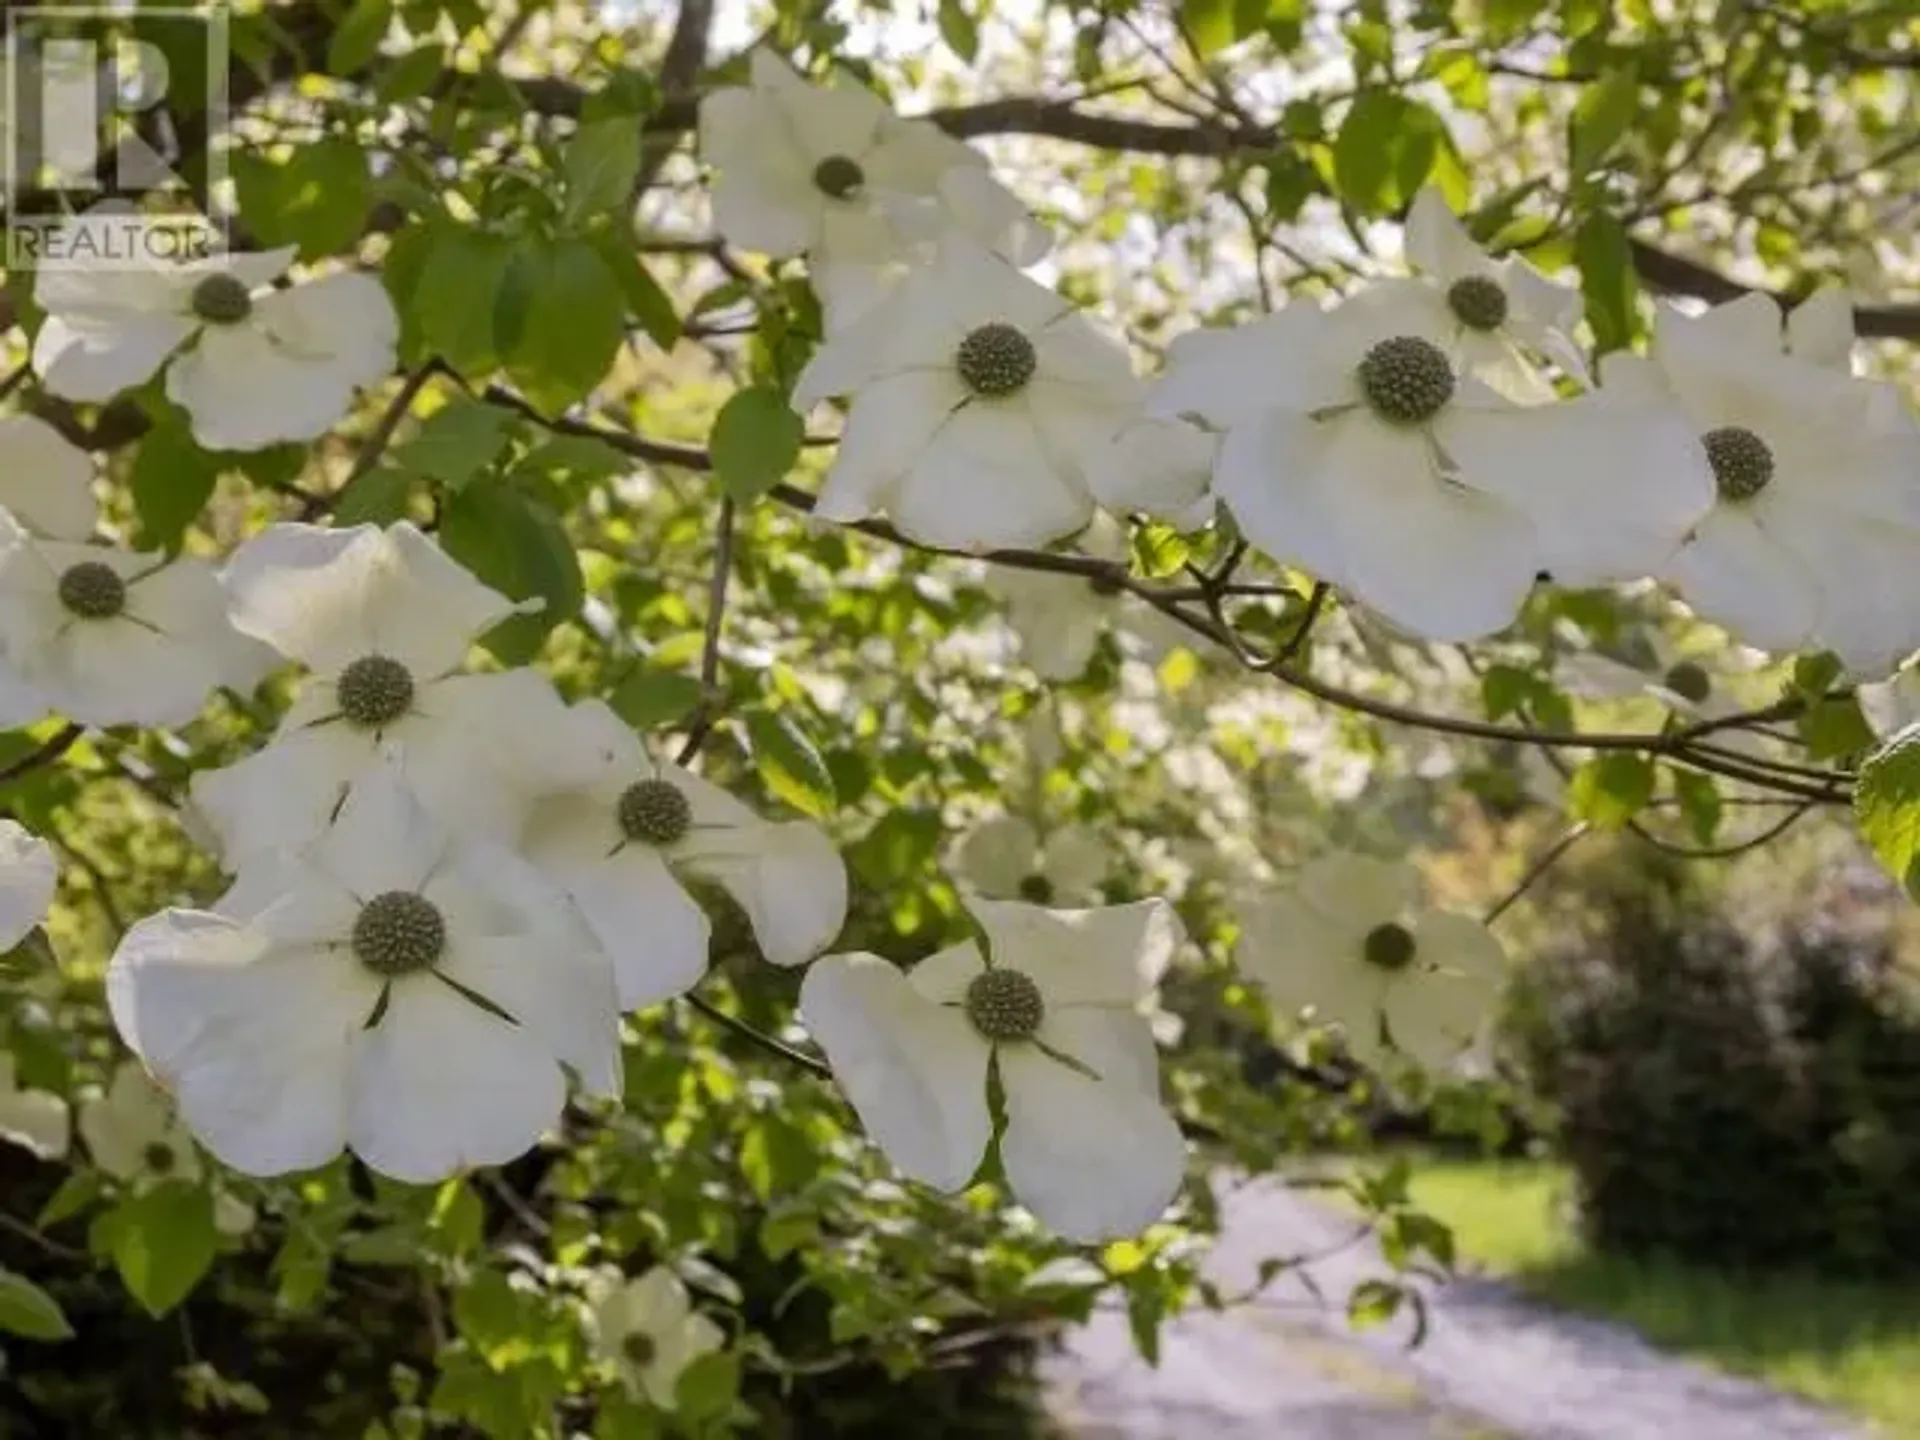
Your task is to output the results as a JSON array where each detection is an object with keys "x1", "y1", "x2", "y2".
[{"x1": 1508, "y1": 846, "x2": 1920, "y2": 1276}]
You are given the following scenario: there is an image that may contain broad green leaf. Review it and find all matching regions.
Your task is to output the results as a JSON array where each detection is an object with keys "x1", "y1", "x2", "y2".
[
  {"x1": 412, "y1": 225, "x2": 514, "y2": 376},
  {"x1": 391, "y1": 399, "x2": 514, "y2": 487},
  {"x1": 112, "y1": 1181, "x2": 217, "y2": 1317},
  {"x1": 710, "y1": 386, "x2": 803, "y2": 501},
  {"x1": 1856, "y1": 726, "x2": 1920, "y2": 897},
  {"x1": 937, "y1": 0, "x2": 980, "y2": 61},
  {"x1": 591, "y1": 239, "x2": 683, "y2": 351},
  {"x1": 674, "y1": 1349, "x2": 741, "y2": 1424},
  {"x1": 1799, "y1": 697, "x2": 1874, "y2": 762},
  {"x1": 1570, "y1": 67, "x2": 1639, "y2": 176},
  {"x1": 332, "y1": 465, "x2": 415, "y2": 525},
  {"x1": 1346, "y1": 1277, "x2": 1403, "y2": 1330},
  {"x1": 1671, "y1": 768, "x2": 1722, "y2": 845},
  {"x1": 327, "y1": 0, "x2": 392, "y2": 75},
  {"x1": 1575, "y1": 210, "x2": 1637, "y2": 356},
  {"x1": 439, "y1": 481, "x2": 583, "y2": 664},
  {"x1": 1333, "y1": 93, "x2": 1447, "y2": 215},
  {"x1": 1567, "y1": 753, "x2": 1655, "y2": 828},
  {"x1": 744, "y1": 709, "x2": 836, "y2": 819},
  {"x1": 608, "y1": 669, "x2": 705, "y2": 729},
  {"x1": 1178, "y1": 0, "x2": 1235, "y2": 56},
  {"x1": 563, "y1": 119, "x2": 642, "y2": 227},
  {"x1": 234, "y1": 138, "x2": 373, "y2": 261},
  {"x1": 35, "y1": 1170, "x2": 102, "y2": 1230},
  {"x1": 130, "y1": 420, "x2": 221, "y2": 551},
  {"x1": 501, "y1": 239, "x2": 626, "y2": 414},
  {"x1": 0, "y1": 1268, "x2": 71, "y2": 1341}
]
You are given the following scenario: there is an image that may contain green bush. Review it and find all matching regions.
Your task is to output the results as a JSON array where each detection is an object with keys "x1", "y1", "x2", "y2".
[{"x1": 1508, "y1": 846, "x2": 1920, "y2": 1276}]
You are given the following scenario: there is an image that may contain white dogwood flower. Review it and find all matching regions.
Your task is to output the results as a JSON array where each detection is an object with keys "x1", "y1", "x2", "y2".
[
  {"x1": 793, "y1": 238, "x2": 1141, "y2": 551},
  {"x1": 193, "y1": 522, "x2": 554, "y2": 866},
  {"x1": 33, "y1": 230, "x2": 397, "y2": 451},
  {"x1": 699, "y1": 50, "x2": 1045, "y2": 313},
  {"x1": 79, "y1": 1061, "x2": 200, "y2": 1186},
  {"x1": 0, "y1": 519, "x2": 245, "y2": 727},
  {"x1": 0, "y1": 820, "x2": 57, "y2": 953},
  {"x1": 1234, "y1": 854, "x2": 1504, "y2": 1070},
  {"x1": 1164, "y1": 283, "x2": 1713, "y2": 641},
  {"x1": 1860, "y1": 663, "x2": 1920, "y2": 742},
  {"x1": 952, "y1": 817, "x2": 1109, "y2": 905},
  {"x1": 800, "y1": 897, "x2": 1187, "y2": 1242},
  {"x1": 508, "y1": 698, "x2": 846, "y2": 1007},
  {"x1": 0, "y1": 1053, "x2": 68, "y2": 1159},
  {"x1": 0, "y1": 415, "x2": 97, "y2": 541},
  {"x1": 107, "y1": 765, "x2": 621, "y2": 1182},
  {"x1": 589, "y1": 1267, "x2": 726, "y2": 1409},
  {"x1": 1402, "y1": 186, "x2": 1586, "y2": 401},
  {"x1": 1643, "y1": 292, "x2": 1920, "y2": 677}
]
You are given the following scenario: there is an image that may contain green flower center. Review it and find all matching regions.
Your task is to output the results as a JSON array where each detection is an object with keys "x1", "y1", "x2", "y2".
[
  {"x1": 1357, "y1": 336, "x2": 1455, "y2": 425},
  {"x1": 812, "y1": 154, "x2": 865, "y2": 200},
  {"x1": 621, "y1": 1331, "x2": 658, "y2": 1367},
  {"x1": 1703, "y1": 426, "x2": 1773, "y2": 502},
  {"x1": 617, "y1": 778, "x2": 692, "y2": 846},
  {"x1": 57, "y1": 561, "x2": 126, "y2": 620},
  {"x1": 143, "y1": 1142, "x2": 175, "y2": 1174},
  {"x1": 1362, "y1": 921, "x2": 1417, "y2": 972},
  {"x1": 336, "y1": 654, "x2": 415, "y2": 729},
  {"x1": 1662, "y1": 661, "x2": 1712, "y2": 704},
  {"x1": 1016, "y1": 873, "x2": 1055, "y2": 904},
  {"x1": 955, "y1": 322, "x2": 1038, "y2": 399},
  {"x1": 190, "y1": 272, "x2": 253, "y2": 325},
  {"x1": 351, "y1": 891, "x2": 446, "y2": 977},
  {"x1": 964, "y1": 967, "x2": 1044, "y2": 1042},
  {"x1": 1446, "y1": 275, "x2": 1508, "y2": 332}
]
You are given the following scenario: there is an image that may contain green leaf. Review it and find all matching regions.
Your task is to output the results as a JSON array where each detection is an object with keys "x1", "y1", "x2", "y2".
[
  {"x1": 1799, "y1": 697, "x2": 1874, "y2": 762},
  {"x1": 710, "y1": 386, "x2": 804, "y2": 501},
  {"x1": 1856, "y1": 726, "x2": 1920, "y2": 897},
  {"x1": 1346, "y1": 1277, "x2": 1403, "y2": 1331},
  {"x1": 332, "y1": 465, "x2": 415, "y2": 526},
  {"x1": 438, "y1": 482, "x2": 583, "y2": 664},
  {"x1": 501, "y1": 239, "x2": 626, "y2": 414},
  {"x1": 327, "y1": 0, "x2": 392, "y2": 75},
  {"x1": 1671, "y1": 768, "x2": 1722, "y2": 845},
  {"x1": 591, "y1": 241, "x2": 682, "y2": 351},
  {"x1": 234, "y1": 138, "x2": 373, "y2": 261},
  {"x1": 1574, "y1": 210, "x2": 1637, "y2": 356},
  {"x1": 35, "y1": 1170, "x2": 103, "y2": 1230},
  {"x1": 608, "y1": 669, "x2": 705, "y2": 729},
  {"x1": 744, "y1": 709, "x2": 837, "y2": 819},
  {"x1": 562, "y1": 119, "x2": 642, "y2": 227},
  {"x1": 1179, "y1": 0, "x2": 1236, "y2": 56},
  {"x1": 391, "y1": 399, "x2": 514, "y2": 487},
  {"x1": 937, "y1": 0, "x2": 980, "y2": 61},
  {"x1": 412, "y1": 225, "x2": 514, "y2": 376},
  {"x1": 1569, "y1": 66, "x2": 1638, "y2": 176},
  {"x1": 112, "y1": 1181, "x2": 217, "y2": 1317},
  {"x1": 1333, "y1": 93, "x2": 1447, "y2": 215},
  {"x1": 130, "y1": 420, "x2": 221, "y2": 551},
  {"x1": 1129, "y1": 522, "x2": 1190, "y2": 579},
  {"x1": 673, "y1": 1349, "x2": 740, "y2": 1423},
  {"x1": 1567, "y1": 753, "x2": 1655, "y2": 829},
  {"x1": 1793, "y1": 651, "x2": 1844, "y2": 698},
  {"x1": 0, "y1": 1268, "x2": 72, "y2": 1341}
]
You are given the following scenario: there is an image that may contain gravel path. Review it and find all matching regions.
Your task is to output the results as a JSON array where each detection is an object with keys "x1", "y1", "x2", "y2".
[{"x1": 1044, "y1": 1178, "x2": 1874, "y2": 1440}]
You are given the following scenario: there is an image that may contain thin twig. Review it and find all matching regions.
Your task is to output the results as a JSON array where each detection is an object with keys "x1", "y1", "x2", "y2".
[
  {"x1": 684, "y1": 991, "x2": 831, "y2": 1078},
  {"x1": 0, "y1": 723, "x2": 84, "y2": 786},
  {"x1": 675, "y1": 496, "x2": 735, "y2": 765},
  {"x1": 1483, "y1": 822, "x2": 1594, "y2": 926}
]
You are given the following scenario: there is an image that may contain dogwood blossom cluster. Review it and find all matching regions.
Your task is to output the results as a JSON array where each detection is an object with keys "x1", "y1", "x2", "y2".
[
  {"x1": 108, "y1": 522, "x2": 849, "y2": 1184},
  {"x1": 715, "y1": 57, "x2": 1920, "y2": 675}
]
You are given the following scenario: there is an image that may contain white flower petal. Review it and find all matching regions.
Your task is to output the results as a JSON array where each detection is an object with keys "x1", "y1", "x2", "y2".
[
  {"x1": 973, "y1": 896, "x2": 1180, "y2": 1005},
  {"x1": 1403, "y1": 186, "x2": 1484, "y2": 282},
  {"x1": 1087, "y1": 415, "x2": 1215, "y2": 519},
  {"x1": 952, "y1": 816, "x2": 1042, "y2": 898},
  {"x1": 0, "y1": 416, "x2": 98, "y2": 540},
  {"x1": 224, "y1": 521, "x2": 519, "y2": 676},
  {"x1": 1667, "y1": 505, "x2": 1822, "y2": 653},
  {"x1": 673, "y1": 813, "x2": 847, "y2": 969},
  {"x1": 891, "y1": 402, "x2": 1094, "y2": 551},
  {"x1": 33, "y1": 310, "x2": 194, "y2": 403},
  {"x1": 1043, "y1": 825, "x2": 1111, "y2": 899},
  {"x1": 537, "y1": 842, "x2": 711, "y2": 1010},
  {"x1": 811, "y1": 369, "x2": 966, "y2": 523},
  {"x1": 998, "y1": 1037, "x2": 1185, "y2": 1241},
  {"x1": 0, "y1": 1085, "x2": 70, "y2": 1160},
  {"x1": 190, "y1": 720, "x2": 369, "y2": 865},
  {"x1": 348, "y1": 978, "x2": 566, "y2": 1182},
  {"x1": 0, "y1": 819, "x2": 56, "y2": 952},
  {"x1": 799, "y1": 952, "x2": 992, "y2": 1190},
  {"x1": 440, "y1": 920, "x2": 622, "y2": 1099}
]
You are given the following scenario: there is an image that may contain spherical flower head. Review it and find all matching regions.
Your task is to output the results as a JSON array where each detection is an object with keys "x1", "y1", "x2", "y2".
[
  {"x1": 1663, "y1": 660, "x2": 1712, "y2": 704},
  {"x1": 1362, "y1": 921, "x2": 1417, "y2": 973},
  {"x1": 57, "y1": 559, "x2": 126, "y2": 619},
  {"x1": 1016, "y1": 873, "x2": 1055, "y2": 904},
  {"x1": 617, "y1": 778, "x2": 692, "y2": 847},
  {"x1": 1702, "y1": 425, "x2": 1773, "y2": 502},
  {"x1": 337, "y1": 653, "x2": 415, "y2": 729},
  {"x1": 964, "y1": 966, "x2": 1044, "y2": 1042},
  {"x1": 955, "y1": 322, "x2": 1038, "y2": 399},
  {"x1": 812, "y1": 154, "x2": 865, "y2": 199},
  {"x1": 1446, "y1": 276, "x2": 1508, "y2": 332},
  {"x1": 351, "y1": 891, "x2": 446, "y2": 978},
  {"x1": 1356, "y1": 335, "x2": 1455, "y2": 425},
  {"x1": 190, "y1": 273, "x2": 253, "y2": 326},
  {"x1": 143, "y1": 1140, "x2": 176, "y2": 1174},
  {"x1": 621, "y1": 1332, "x2": 658, "y2": 1367}
]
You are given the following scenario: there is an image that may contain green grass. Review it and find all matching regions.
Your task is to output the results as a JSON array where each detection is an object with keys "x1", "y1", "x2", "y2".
[{"x1": 1392, "y1": 1157, "x2": 1920, "y2": 1435}]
